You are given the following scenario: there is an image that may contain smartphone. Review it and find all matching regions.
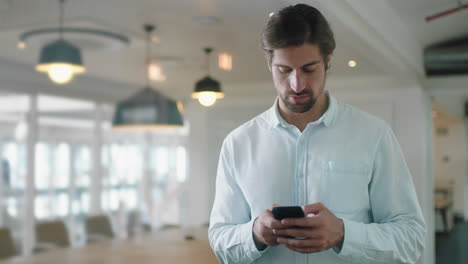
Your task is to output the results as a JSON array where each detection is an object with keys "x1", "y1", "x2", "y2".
[{"x1": 272, "y1": 206, "x2": 305, "y2": 220}]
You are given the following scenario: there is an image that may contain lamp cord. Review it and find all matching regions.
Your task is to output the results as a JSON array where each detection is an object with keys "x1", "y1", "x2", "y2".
[
  {"x1": 207, "y1": 50, "x2": 210, "y2": 75},
  {"x1": 145, "y1": 28, "x2": 150, "y2": 88},
  {"x1": 144, "y1": 24, "x2": 155, "y2": 88},
  {"x1": 59, "y1": 0, "x2": 65, "y2": 39},
  {"x1": 204, "y1": 47, "x2": 213, "y2": 76}
]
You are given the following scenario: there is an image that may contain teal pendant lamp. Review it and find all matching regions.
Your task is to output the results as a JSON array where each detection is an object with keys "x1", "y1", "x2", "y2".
[
  {"x1": 35, "y1": 0, "x2": 85, "y2": 84},
  {"x1": 112, "y1": 24, "x2": 184, "y2": 130}
]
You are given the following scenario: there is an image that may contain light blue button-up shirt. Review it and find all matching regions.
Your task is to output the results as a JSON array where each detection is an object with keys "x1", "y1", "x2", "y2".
[{"x1": 209, "y1": 93, "x2": 426, "y2": 264}]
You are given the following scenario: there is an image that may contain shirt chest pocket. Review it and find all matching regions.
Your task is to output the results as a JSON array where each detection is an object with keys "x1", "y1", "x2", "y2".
[{"x1": 322, "y1": 161, "x2": 370, "y2": 214}]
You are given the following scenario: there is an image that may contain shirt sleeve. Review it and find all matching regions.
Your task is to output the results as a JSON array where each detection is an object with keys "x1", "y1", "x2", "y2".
[
  {"x1": 335, "y1": 124, "x2": 427, "y2": 264},
  {"x1": 208, "y1": 136, "x2": 266, "y2": 264}
]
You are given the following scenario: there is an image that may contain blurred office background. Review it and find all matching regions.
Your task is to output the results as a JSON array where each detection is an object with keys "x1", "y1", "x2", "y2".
[{"x1": 0, "y1": 0, "x2": 467, "y2": 263}]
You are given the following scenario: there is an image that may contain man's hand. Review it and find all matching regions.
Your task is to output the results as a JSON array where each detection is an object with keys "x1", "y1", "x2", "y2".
[
  {"x1": 273, "y1": 202, "x2": 344, "y2": 254},
  {"x1": 252, "y1": 204, "x2": 286, "y2": 250}
]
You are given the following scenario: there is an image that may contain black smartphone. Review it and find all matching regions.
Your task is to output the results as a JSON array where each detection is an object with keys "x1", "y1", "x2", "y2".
[{"x1": 272, "y1": 206, "x2": 305, "y2": 220}]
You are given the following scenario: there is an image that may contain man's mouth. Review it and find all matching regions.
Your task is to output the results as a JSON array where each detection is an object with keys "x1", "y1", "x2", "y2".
[{"x1": 290, "y1": 94, "x2": 309, "y2": 103}]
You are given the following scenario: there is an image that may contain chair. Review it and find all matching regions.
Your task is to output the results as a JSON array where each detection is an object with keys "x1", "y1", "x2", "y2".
[
  {"x1": 0, "y1": 227, "x2": 17, "y2": 260},
  {"x1": 85, "y1": 215, "x2": 114, "y2": 242},
  {"x1": 434, "y1": 185, "x2": 454, "y2": 233},
  {"x1": 35, "y1": 220, "x2": 70, "y2": 249},
  {"x1": 127, "y1": 210, "x2": 151, "y2": 237},
  {"x1": 160, "y1": 224, "x2": 181, "y2": 230}
]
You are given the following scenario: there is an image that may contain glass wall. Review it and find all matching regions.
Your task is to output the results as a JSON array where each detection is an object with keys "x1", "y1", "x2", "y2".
[
  {"x1": 0, "y1": 93, "x2": 29, "y2": 244},
  {"x1": 0, "y1": 93, "x2": 189, "y2": 251}
]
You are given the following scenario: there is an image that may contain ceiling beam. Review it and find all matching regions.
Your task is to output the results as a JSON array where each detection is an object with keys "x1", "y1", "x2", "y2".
[
  {"x1": 0, "y1": 56, "x2": 141, "y2": 103},
  {"x1": 426, "y1": 76, "x2": 468, "y2": 96},
  {"x1": 312, "y1": 0, "x2": 424, "y2": 80}
]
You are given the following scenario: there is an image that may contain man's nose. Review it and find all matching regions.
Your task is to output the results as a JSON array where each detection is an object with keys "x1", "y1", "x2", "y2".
[{"x1": 289, "y1": 71, "x2": 305, "y2": 93}]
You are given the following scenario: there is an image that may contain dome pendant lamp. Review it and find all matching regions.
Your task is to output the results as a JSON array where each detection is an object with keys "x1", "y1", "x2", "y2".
[
  {"x1": 35, "y1": 0, "x2": 85, "y2": 85},
  {"x1": 192, "y1": 47, "x2": 224, "y2": 107},
  {"x1": 112, "y1": 24, "x2": 184, "y2": 130}
]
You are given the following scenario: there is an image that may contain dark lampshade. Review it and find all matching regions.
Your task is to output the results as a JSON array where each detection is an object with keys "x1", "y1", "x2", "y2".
[
  {"x1": 194, "y1": 76, "x2": 222, "y2": 93},
  {"x1": 113, "y1": 87, "x2": 184, "y2": 130},
  {"x1": 37, "y1": 39, "x2": 83, "y2": 67}
]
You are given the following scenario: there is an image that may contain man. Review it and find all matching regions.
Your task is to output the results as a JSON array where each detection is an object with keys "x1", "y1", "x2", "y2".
[{"x1": 209, "y1": 4, "x2": 426, "y2": 264}]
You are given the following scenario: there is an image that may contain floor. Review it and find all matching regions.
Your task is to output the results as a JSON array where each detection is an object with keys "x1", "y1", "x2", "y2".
[
  {"x1": 0, "y1": 226, "x2": 218, "y2": 264},
  {"x1": 436, "y1": 221, "x2": 468, "y2": 264}
]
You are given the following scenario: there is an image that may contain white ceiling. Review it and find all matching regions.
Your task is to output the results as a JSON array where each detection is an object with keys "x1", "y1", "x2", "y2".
[
  {"x1": 387, "y1": 0, "x2": 468, "y2": 46},
  {"x1": 0, "y1": 0, "x2": 382, "y2": 101},
  {"x1": 0, "y1": 0, "x2": 466, "y2": 118},
  {"x1": 386, "y1": 0, "x2": 468, "y2": 118}
]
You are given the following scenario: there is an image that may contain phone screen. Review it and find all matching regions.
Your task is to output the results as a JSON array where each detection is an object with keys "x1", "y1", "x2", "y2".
[{"x1": 272, "y1": 206, "x2": 305, "y2": 220}]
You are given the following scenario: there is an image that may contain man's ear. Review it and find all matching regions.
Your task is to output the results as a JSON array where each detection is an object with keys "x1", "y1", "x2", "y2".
[
  {"x1": 265, "y1": 51, "x2": 273, "y2": 72},
  {"x1": 326, "y1": 55, "x2": 333, "y2": 70}
]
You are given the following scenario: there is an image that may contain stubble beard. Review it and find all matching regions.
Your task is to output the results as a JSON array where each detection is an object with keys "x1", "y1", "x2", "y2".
[{"x1": 281, "y1": 92, "x2": 317, "y2": 113}]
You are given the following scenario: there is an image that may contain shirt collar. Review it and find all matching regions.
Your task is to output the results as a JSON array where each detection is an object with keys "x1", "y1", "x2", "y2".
[{"x1": 265, "y1": 90, "x2": 337, "y2": 129}]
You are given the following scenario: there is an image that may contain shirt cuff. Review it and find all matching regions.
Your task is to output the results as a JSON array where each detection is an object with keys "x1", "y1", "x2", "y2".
[
  {"x1": 239, "y1": 217, "x2": 269, "y2": 260},
  {"x1": 334, "y1": 218, "x2": 366, "y2": 259}
]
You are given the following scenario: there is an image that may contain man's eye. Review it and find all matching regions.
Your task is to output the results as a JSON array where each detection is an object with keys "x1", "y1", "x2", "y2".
[
  {"x1": 277, "y1": 67, "x2": 291, "y2": 73},
  {"x1": 303, "y1": 67, "x2": 316, "y2": 73}
]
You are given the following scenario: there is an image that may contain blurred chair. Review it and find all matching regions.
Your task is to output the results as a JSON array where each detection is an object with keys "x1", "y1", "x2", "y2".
[
  {"x1": 85, "y1": 215, "x2": 114, "y2": 242},
  {"x1": 127, "y1": 210, "x2": 151, "y2": 238},
  {"x1": 434, "y1": 184, "x2": 455, "y2": 234},
  {"x1": 35, "y1": 220, "x2": 70, "y2": 251},
  {"x1": 0, "y1": 227, "x2": 17, "y2": 260},
  {"x1": 160, "y1": 224, "x2": 181, "y2": 230}
]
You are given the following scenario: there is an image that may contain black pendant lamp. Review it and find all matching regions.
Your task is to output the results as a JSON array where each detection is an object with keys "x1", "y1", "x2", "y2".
[
  {"x1": 192, "y1": 47, "x2": 224, "y2": 107},
  {"x1": 112, "y1": 24, "x2": 184, "y2": 130}
]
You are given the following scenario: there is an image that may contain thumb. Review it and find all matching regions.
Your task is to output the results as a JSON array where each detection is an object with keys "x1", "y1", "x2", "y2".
[{"x1": 302, "y1": 202, "x2": 324, "y2": 215}]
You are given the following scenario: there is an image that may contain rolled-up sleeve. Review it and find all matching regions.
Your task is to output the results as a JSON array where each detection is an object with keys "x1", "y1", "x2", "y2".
[
  {"x1": 208, "y1": 136, "x2": 266, "y2": 264},
  {"x1": 336, "y1": 125, "x2": 427, "y2": 264}
]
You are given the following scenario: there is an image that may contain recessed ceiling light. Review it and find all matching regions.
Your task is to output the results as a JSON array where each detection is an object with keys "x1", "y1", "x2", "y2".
[
  {"x1": 148, "y1": 60, "x2": 166, "y2": 82},
  {"x1": 348, "y1": 60, "x2": 357, "y2": 68},
  {"x1": 193, "y1": 16, "x2": 221, "y2": 25},
  {"x1": 17, "y1": 41, "x2": 26, "y2": 50},
  {"x1": 218, "y1": 52, "x2": 232, "y2": 71},
  {"x1": 150, "y1": 35, "x2": 160, "y2": 44}
]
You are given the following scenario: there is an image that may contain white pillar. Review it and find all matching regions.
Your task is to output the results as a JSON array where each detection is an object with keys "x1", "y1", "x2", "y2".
[
  {"x1": 48, "y1": 143, "x2": 56, "y2": 218},
  {"x1": 68, "y1": 144, "x2": 77, "y2": 244},
  {"x1": 140, "y1": 133, "x2": 153, "y2": 225},
  {"x1": 0, "y1": 140, "x2": 4, "y2": 227},
  {"x1": 465, "y1": 119, "x2": 468, "y2": 221},
  {"x1": 22, "y1": 94, "x2": 38, "y2": 255},
  {"x1": 90, "y1": 103, "x2": 103, "y2": 215},
  {"x1": 186, "y1": 102, "x2": 210, "y2": 227}
]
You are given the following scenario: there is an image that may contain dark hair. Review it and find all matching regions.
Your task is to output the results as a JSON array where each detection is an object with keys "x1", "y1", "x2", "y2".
[{"x1": 261, "y1": 4, "x2": 335, "y2": 68}]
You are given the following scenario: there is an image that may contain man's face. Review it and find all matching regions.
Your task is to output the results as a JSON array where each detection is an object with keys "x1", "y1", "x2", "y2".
[{"x1": 271, "y1": 43, "x2": 329, "y2": 114}]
